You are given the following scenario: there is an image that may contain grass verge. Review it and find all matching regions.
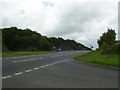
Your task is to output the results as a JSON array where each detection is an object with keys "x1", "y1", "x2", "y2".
[
  {"x1": 2, "y1": 51, "x2": 54, "y2": 57},
  {"x1": 74, "y1": 50, "x2": 119, "y2": 67}
]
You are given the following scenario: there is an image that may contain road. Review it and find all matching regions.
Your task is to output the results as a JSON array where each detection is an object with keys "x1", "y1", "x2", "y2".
[{"x1": 2, "y1": 51, "x2": 118, "y2": 88}]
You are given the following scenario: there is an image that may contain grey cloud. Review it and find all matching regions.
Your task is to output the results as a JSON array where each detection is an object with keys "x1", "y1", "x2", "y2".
[
  {"x1": 47, "y1": 2, "x2": 106, "y2": 36},
  {"x1": 2, "y1": 17, "x2": 10, "y2": 27},
  {"x1": 20, "y1": 10, "x2": 26, "y2": 15}
]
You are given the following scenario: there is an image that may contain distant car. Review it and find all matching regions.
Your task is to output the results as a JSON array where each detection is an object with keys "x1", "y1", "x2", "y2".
[{"x1": 56, "y1": 48, "x2": 61, "y2": 51}]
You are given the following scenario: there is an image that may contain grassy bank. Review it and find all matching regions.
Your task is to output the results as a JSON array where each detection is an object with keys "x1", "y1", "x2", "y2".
[
  {"x1": 74, "y1": 51, "x2": 119, "y2": 67},
  {"x1": 2, "y1": 51, "x2": 54, "y2": 57}
]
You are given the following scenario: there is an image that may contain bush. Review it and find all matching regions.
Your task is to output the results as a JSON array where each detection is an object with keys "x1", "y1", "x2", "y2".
[{"x1": 101, "y1": 41, "x2": 120, "y2": 54}]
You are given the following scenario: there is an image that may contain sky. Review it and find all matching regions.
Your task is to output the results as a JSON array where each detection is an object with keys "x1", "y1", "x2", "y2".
[{"x1": 0, "y1": 0, "x2": 119, "y2": 49}]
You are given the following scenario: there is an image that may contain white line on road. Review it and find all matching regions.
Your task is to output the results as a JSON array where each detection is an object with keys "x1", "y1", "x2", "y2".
[
  {"x1": 34, "y1": 67, "x2": 39, "y2": 70},
  {"x1": 14, "y1": 72, "x2": 23, "y2": 76},
  {"x1": 57, "y1": 61, "x2": 62, "y2": 63},
  {"x1": 2, "y1": 76, "x2": 12, "y2": 79},
  {"x1": 25, "y1": 70, "x2": 32, "y2": 72},
  {"x1": 13, "y1": 61, "x2": 18, "y2": 63},
  {"x1": 51, "y1": 55, "x2": 60, "y2": 57},
  {"x1": 29, "y1": 58, "x2": 38, "y2": 61},
  {"x1": 21, "y1": 60, "x2": 28, "y2": 62},
  {"x1": 45, "y1": 64, "x2": 50, "y2": 67},
  {"x1": 3, "y1": 55, "x2": 41, "y2": 59},
  {"x1": 50, "y1": 63, "x2": 54, "y2": 65},
  {"x1": 54, "y1": 62, "x2": 58, "y2": 64},
  {"x1": 13, "y1": 58, "x2": 39, "y2": 63},
  {"x1": 40, "y1": 66, "x2": 46, "y2": 68}
]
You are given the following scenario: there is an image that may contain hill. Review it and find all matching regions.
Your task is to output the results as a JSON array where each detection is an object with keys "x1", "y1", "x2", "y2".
[{"x1": 2, "y1": 27, "x2": 91, "y2": 52}]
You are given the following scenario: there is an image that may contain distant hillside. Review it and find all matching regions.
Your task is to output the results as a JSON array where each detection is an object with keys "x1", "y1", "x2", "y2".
[{"x1": 2, "y1": 27, "x2": 91, "y2": 52}]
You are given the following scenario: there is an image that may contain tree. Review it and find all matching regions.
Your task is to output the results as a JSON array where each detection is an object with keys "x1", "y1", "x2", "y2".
[{"x1": 97, "y1": 28, "x2": 116, "y2": 54}]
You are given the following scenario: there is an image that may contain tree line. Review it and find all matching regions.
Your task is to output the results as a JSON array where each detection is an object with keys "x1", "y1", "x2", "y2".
[{"x1": 2, "y1": 27, "x2": 91, "y2": 52}]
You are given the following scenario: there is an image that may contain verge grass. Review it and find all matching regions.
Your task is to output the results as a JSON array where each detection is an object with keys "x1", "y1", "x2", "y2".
[
  {"x1": 74, "y1": 51, "x2": 119, "y2": 67},
  {"x1": 2, "y1": 51, "x2": 54, "y2": 57}
]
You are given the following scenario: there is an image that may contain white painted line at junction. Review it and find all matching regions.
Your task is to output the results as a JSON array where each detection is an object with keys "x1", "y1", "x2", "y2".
[
  {"x1": 13, "y1": 58, "x2": 39, "y2": 63},
  {"x1": 14, "y1": 72, "x2": 23, "y2": 76},
  {"x1": 45, "y1": 64, "x2": 50, "y2": 67},
  {"x1": 25, "y1": 70, "x2": 32, "y2": 72},
  {"x1": 2, "y1": 76, "x2": 12, "y2": 79},
  {"x1": 40, "y1": 66, "x2": 46, "y2": 68},
  {"x1": 3, "y1": 54, "x2": 40, "y2": 59},
  {"x1": 13, "y1": 61, "x2": 18, "y2": 63},
  {"x1": 50, "y1": 63, "x2": 54, "y2": 65},
  {"x1": 34, "y1": 67, "x2": 39, "y2": 70}
]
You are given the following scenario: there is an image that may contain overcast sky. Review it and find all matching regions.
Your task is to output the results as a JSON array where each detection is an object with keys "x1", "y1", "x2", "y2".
[{"x1": 0, "y1": 0, "x2": 119, "y2": 49}]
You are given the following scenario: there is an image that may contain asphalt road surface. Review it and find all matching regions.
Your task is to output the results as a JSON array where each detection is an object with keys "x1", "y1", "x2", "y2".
[{"x1": 2, "y1": 51, "x2": 118, "y2": 88}]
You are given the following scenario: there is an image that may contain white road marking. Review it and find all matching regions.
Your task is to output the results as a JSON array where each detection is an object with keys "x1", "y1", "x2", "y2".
[
  {"x1": 50, "y1": 63, "x2": 54, "y2": 65},
  {"x1": 60, "y1": 60, "x2": 64, "y2": 62},
  {"x1": 13, "y1": 58, "x2": 39, "y2": 63},
  {"x1": 65, "y1": 59, "x2": 70, "y2": 61},
  {"x1": 45, "y1": 64, "x2": 50, "y2": 67},
  {"x1": 18, "y1": 61, "x2": 22, "y2": 63},
  {"x1": 34, "y1": 67, "x2": 39, "y2": 70},
  {"x1": 51, "y1": 55, "x2": 61, "y2": 57},
  {"x1": 57, "y1": 61, "x2": 61, "y2": 63},
  {"x1": 28, "y1": 58, "x2": 39, "y2": 61},
  {"x1": 2, "y1": 76, "x2": 12, "y2": 79},
  {"x1": 62, "y1": 60, "x2": 66, "y2": 62},
  {"x1": 54, "y1": 62, "x2": 58, "y2": 64},
  {"x1": 57, "y1": 61, "x2": 62, "y2": 63},
  {"x1": 3, "y1": 54, "x2": 40, "y2": 59},
  {"x1": 22, "y1": 60, "x2": 28, "y2": 62},
  {"x1": 5, "y1": 58, "x2": 9, "y2": 59},
  {"x1": 25, "y1": 70, "x2": 32, "y2": 72},
  {"x1": 13, "y1": 61, "x2": 18, "y2": 63},
  {"x1": 14, "y1": 72, "x2": 23, "y2": 76},
  {"x1": 40, "y1": 66, "x2": 46, "y2": 68}
]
